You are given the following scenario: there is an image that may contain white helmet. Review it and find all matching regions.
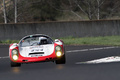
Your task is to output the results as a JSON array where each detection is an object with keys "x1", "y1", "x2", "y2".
[{"x1": 39, "y1": 37, "x2": 48, "y2": 44}]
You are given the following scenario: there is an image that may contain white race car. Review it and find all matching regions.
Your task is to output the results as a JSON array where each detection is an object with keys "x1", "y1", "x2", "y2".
[{"x1": 9, "y1": 34, "x2": 66, "y2": 67}]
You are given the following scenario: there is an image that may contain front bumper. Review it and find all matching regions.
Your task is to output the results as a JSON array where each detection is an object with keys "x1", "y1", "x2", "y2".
[{"x1": 10, "y1": 52, "x2": 58, "y2": 63}]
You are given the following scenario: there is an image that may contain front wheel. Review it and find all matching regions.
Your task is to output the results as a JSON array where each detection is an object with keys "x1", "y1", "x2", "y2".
[
  {"x1": 11, "y1": 61, "x2": 21, "y2": 67},
  {"x1": 55, "y1": 54, "x2": 66, "y2": 64}
]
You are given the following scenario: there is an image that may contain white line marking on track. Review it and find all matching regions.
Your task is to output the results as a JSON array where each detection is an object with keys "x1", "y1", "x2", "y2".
[
  {"x1": 0, "y1": 56, "x2": 9, "y2": 59},
  {"x1": 76, "y1": 56, "x2": 120, "y2": 64},
  {"x1": 66, "y1": 46, "x2": 119, "y2": 53}
]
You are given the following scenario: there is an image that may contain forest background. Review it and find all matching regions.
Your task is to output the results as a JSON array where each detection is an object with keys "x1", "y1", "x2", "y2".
[{"x1": 0, "y1": 0, "x2": 120, "y2": 23}]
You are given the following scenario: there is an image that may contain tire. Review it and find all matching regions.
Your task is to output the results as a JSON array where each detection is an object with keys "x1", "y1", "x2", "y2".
[
  {"x1": 11, "y1": 61, "x2": 21, "y2": 67},
  {"x1": 55, "y1": 54, "x2": 66, "y2": 64}
]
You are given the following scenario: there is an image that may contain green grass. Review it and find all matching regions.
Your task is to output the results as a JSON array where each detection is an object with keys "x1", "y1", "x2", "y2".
[
  {"x1": 60, "y1": 36, "x2": 120, "y2": 46},
  {"x1": 0, "y1": 40, "x2": 19, "y2": 44},
  {"x1": 1, "y1": 36, "x2": 120, "y2": 46}
]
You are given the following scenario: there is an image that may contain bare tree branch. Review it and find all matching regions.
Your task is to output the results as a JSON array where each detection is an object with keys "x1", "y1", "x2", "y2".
[
  {"x1": 70, "y1": 10, "x2": 82, "y2": 19},
  {"x1": 15, "y1": 0, "x2": 17, "y2": 23},
  {"x1": 3, "y1": 0, "x2": 7, "y2": 23}
]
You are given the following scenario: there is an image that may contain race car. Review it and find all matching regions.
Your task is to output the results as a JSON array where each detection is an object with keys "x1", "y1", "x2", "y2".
[{"x1": 9, "y1": 34, "x2": 66, "y2": 67}]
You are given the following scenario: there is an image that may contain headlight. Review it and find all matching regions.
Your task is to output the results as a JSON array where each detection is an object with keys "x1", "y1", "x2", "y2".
[
  {"x1": 55, "y1": 46, "x2": 62, "y2": 57},
  {"x1": 12, "y1": 49, "x2": 18, "y2": 55},
  {"x1": 55, "y1": 46, "x2": 61, "y2": 51},
  {"x1": 13, "y1": 55, "x2": 18, "y2": 61},
  {"x1": 12, "y1": 49, "x2": 19, "y2": 61},
  {"x1": 56, "y1": 51, "x2": 62, "y2": 57}
]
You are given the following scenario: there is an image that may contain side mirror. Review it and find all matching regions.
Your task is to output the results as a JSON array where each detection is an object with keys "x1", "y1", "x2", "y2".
[
  {"x1": 13, "y1": 43, "x2": 18, "y2": 46},
  {"x1": 54, "y1": 39, "x2": 63, "y2": 45},
  {"x1": 55, "y1": 39, "x2": 59, "y2": 42}
]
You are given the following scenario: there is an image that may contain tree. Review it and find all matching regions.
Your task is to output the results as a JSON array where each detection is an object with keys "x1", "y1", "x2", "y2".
[
  {"x1": 14, "y1": 0, "x2": 17, "y2": 23},
  {"x1": 68, "y1": 0, "x2": 106, "y2": 20},
  {"x1": 3, "y1": 0, "x2": 7, "y2": 23},
  {"x1": 1, "y1": 0, "x2": 120, "y2": 23},
  {"x1": 101, "y1": 0, "x2": 120, "y2": 19},
  {"x1": 49, "y1": 0, "x2": 120, "y2": 20}
]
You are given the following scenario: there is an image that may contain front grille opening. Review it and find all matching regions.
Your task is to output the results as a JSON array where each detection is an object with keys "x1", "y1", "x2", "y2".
[
  {"x1": 22, "y1": 60, "x2": 28, "y2": 62},
  {"x1": 29, "y1": 52, "x2": 44, "y2": 55}
]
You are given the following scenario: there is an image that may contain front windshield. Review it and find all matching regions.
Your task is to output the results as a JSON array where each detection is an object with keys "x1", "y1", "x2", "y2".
[{"x1": 19, "y1": 35, "x2": 53, "y2": 47}]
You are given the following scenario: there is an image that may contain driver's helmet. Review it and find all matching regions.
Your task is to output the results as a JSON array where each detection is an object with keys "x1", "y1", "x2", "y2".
[{"x1": 39, "y1": 37, "x2": 48, "y2": 45}]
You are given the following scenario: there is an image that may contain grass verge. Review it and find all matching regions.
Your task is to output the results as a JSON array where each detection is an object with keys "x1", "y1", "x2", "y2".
[
  {"x1": 60, "y1": 36, "x2": 120, "y2": 46},
  {"x1": 0, "y1": 40, "x2": 19, "y2": 44},
  {"x1": 0, "y1": 36, "x2": 120, "y2": 46}
]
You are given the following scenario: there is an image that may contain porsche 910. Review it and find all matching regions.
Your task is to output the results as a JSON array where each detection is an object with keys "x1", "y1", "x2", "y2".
[{"x1": 9, "y1": 34, "x2": 66, "y2": 67}]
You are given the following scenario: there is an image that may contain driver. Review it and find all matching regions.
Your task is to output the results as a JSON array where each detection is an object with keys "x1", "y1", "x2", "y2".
[{"x1": 38, "y1": 37, "x2": 48, "y2": 45}]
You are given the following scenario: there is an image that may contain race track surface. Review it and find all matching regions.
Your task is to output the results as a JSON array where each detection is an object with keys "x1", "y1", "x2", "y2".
[{"x1": 0, "y1": 45, "x2": 120, "y2": 80}]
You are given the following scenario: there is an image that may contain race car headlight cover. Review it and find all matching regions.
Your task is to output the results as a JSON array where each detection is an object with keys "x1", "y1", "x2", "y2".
[
  {"x1": 12, "y1": 49, "x2": 19, "y2": 61},
  {"x1": 55, "y1": 46, "x2": 62, "y2": 57}
]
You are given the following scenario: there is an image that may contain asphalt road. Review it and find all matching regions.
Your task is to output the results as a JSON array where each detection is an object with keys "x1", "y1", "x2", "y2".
[{"x1": 0, "y1": 45, "x2": 120, "y2": 80}]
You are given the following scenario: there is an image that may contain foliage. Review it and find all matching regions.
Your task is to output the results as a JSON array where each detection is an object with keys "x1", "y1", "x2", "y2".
[
  {"x1": 30, "y1": 0, "x2": 62, "y2": 21},
  {"x1": 60, "y1": 36, "x2": 120, "y2": 46},
  {"x1": 1, "y1": 36, "x2": 120, "y2": 46},
  {"x1": 0, "y1": 0, "x2": 120, "y2": 23},
  {"x1": 0, "y1": 40, "x2": 19, "y2": 44}
]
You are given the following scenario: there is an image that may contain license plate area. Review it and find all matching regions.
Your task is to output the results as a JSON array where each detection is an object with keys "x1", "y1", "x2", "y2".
[{"x1": 29, "y1": 52, "x2": 44, "y2": 57}]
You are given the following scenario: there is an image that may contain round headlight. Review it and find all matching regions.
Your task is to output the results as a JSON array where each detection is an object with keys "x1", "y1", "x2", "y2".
[
  {"x1": 12, "y1": 49, "x2": 19, "y2": 61},
  {"x1": 12, "y1": 55, "x2": 18, "y2": 61},
  {"x1": 55, "y1": 46, "x2": 61, "y2": 51},
  {"x1": 12, "y1": 49, "x2": 18, "y2": 55},
  {"x1": 56, "y1": 51, "x2": 62, "y2": 57}
]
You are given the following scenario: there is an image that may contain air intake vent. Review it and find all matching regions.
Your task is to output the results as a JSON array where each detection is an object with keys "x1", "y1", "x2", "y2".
[{"x1": 29, "y1": 52, "x2": 44, "y2": 55}]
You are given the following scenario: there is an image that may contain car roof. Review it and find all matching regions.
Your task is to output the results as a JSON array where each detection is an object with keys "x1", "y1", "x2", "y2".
[{"x1": 19, "y1": 34, "x2": 53, "y2": 44}]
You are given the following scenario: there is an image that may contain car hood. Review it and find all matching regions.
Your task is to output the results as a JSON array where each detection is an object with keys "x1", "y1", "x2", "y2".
[{"x1": 19, "y1": 44, "x2": 54, "y2": 57}]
